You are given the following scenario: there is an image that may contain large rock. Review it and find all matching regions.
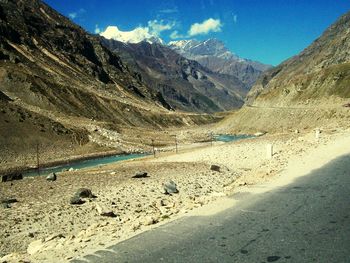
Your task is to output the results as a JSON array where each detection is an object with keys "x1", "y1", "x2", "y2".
[
  {"x1": 1, "y1": 172, "x2": 23, "y2": 182},
  {"x1": 163, "y1": 180, "x2": 179, "y2": 194},
  {"x1": 46, "y1": 173, "x2": 57, "y2": 181}
]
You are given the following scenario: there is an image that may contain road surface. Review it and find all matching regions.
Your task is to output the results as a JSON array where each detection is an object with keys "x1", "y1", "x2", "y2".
[{"x1": 72, "y1": 154, "x2": 350, "y2": 263}]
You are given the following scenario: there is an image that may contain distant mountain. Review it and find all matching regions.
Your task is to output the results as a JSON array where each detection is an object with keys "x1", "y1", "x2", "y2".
[
  {"x1": 102, "y1": 39, "x2": 247, "y2": 113},
  {"x1": 168, "y1": 39, "x2": 272, "y2": 88}
]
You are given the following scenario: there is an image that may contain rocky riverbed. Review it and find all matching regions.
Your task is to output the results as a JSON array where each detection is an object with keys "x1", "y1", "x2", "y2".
[{"x1": 0, "y1": 128, "x2": 347, "y2": 262}]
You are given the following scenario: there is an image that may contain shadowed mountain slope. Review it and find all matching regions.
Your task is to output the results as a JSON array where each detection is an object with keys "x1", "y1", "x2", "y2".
[{"x1": 102, "y1": 39, "x2": 247, "y2": 113}]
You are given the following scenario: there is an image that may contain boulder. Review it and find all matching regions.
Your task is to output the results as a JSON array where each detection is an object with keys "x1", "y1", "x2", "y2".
[
  {"x1": 132, "y1": 172, "x2": 149, "y2": 178},
  {"x1": 210, "y1": 165, "x2": 221, "y2": 172},
  {"x1": 163, "y1": 180, "x2": 179, "y2": 194},
  {"x1": 46, "y1": 173, "x2": 57, "y2": 181}
]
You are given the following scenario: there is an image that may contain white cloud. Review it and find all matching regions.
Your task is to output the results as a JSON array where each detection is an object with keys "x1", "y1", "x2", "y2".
[
  {"x1": 99, "y1": 20, "x2": 175, "y2": 44},
  {"x1": 169, "y1": 30, "x2": 186, "y2": 39},
  {"x1": 68, "y1": 8, "x2": 86, "y2": 20},
  {"x1": 159, "y1": 7, "x2": 178, "y2": 14},
  {"x1": 94, "y1": 25, "x2": 101, "y2": 34},
  {"x1": 233, "y1": 15, "x2": 238, "y2": 24},
  {"x1": 68, "y1": 12, "x2": 77, "y2": 19},
  {"x1": 148, "y1": 20, "x2": 175, "y2": 36},
  {"x1": 188, "y1": 18, "x2": 222, "y2": 36}
]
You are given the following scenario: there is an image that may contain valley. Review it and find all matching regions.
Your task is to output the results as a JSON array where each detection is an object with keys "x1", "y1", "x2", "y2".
[{"x1": 1, "y1": 0, "x2": 350, "y2": 262}]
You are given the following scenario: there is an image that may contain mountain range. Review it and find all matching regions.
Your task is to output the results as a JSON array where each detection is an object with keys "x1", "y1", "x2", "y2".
[
  {"x1": 168, "y1": 39, "x2": 272, "y2": 88},
  {"x1": 102, "y1": 38, "x2": 248, "y2": 113}
]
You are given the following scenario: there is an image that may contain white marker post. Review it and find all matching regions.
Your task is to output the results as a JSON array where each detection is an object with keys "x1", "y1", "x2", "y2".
[
  {"x1": 315, "y1": 128, "x2": 320, "y2": 140},
  {"x1": 267, "y1": 144, "x2": 273, "y2": 159}
]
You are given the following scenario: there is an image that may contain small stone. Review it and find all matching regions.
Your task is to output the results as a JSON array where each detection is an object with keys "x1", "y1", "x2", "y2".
[
  {"x1": 1, "y1": 198, "x2": 18, "y2": 207},
  {"x1": 2, "y1": 202, "x2": 11, "y2": 208},
  {"x1": 132, "y1": 172, "x2": 149, "y2": 178},
  {"x1": 101, "y1": 211, "x2": 117, "y2": 217},
  {"x1": 46, "y1": 173, "x2": 57, "y2": 181},
  {"x1": 27, "y1": 239, "x2": 44, "y2": 255},
  {"x1": 254, "y1": 132, "x2": 266, "y2": 137},
  {"x1": 143, "y1": 216, "x2": 159, "y2": 226},
  {"x1": 75, "y1": 188, "x2": 96, "y2": 198},
  {"x1": 163, "y1": 180, "x2": 179, "y2": 194},
  {"x1": 45, "y1": 233, "x2": 64, "y2": 242},
  {"x1": 68, "y1": 168, "x2": 74, "y2": 172},
  {"x1": 95, "y1": 203, "x2": 117, "y2": 217},
  {"x1": 210, "y1": 165, "x2": 221, "y2": 172}
]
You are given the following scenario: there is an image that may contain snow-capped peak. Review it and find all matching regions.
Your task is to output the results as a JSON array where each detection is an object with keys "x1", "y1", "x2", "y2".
[
  {"x1": 100, "y1": 26, "x2": 164, "y2": 44},
  {"x1": 168, "y1": 38, "x2": 239, "y2": 61}
]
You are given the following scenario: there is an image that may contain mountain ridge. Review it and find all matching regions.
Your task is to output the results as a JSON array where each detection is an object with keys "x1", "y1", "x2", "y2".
[
  {"x1": 102, "y1": 38, "x2": 247, "y2": 113},
  {"x1": 168, "y1": 38, "x2": 272, "y2": 88}
]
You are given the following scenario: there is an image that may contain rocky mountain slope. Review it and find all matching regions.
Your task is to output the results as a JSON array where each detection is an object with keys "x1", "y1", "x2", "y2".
[
  {"x1": 168, "y1": 39, "x2": 271, "y2": 88},
  {"x1": 102, "y1": 39, "x2": 247, "y2": 113},
  {"x1": 0, "y1": 0, "x2": 218, "y2": 172},
  {"x1": 220, "y1": 11, "x2": 350, "y2": 133},
  {"x1": 247, "y1": 11, "x2": 350, "y2": 106}
]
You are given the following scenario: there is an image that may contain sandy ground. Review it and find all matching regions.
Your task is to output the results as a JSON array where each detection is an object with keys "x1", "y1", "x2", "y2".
[{"x1": 1, "y1": 127, "x2": 349, "y2": 262}]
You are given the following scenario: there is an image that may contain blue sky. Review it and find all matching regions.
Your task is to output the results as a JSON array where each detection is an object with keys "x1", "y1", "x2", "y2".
[{"x1": 44, "y1": 0, "x2": 350, "y2": 66}]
